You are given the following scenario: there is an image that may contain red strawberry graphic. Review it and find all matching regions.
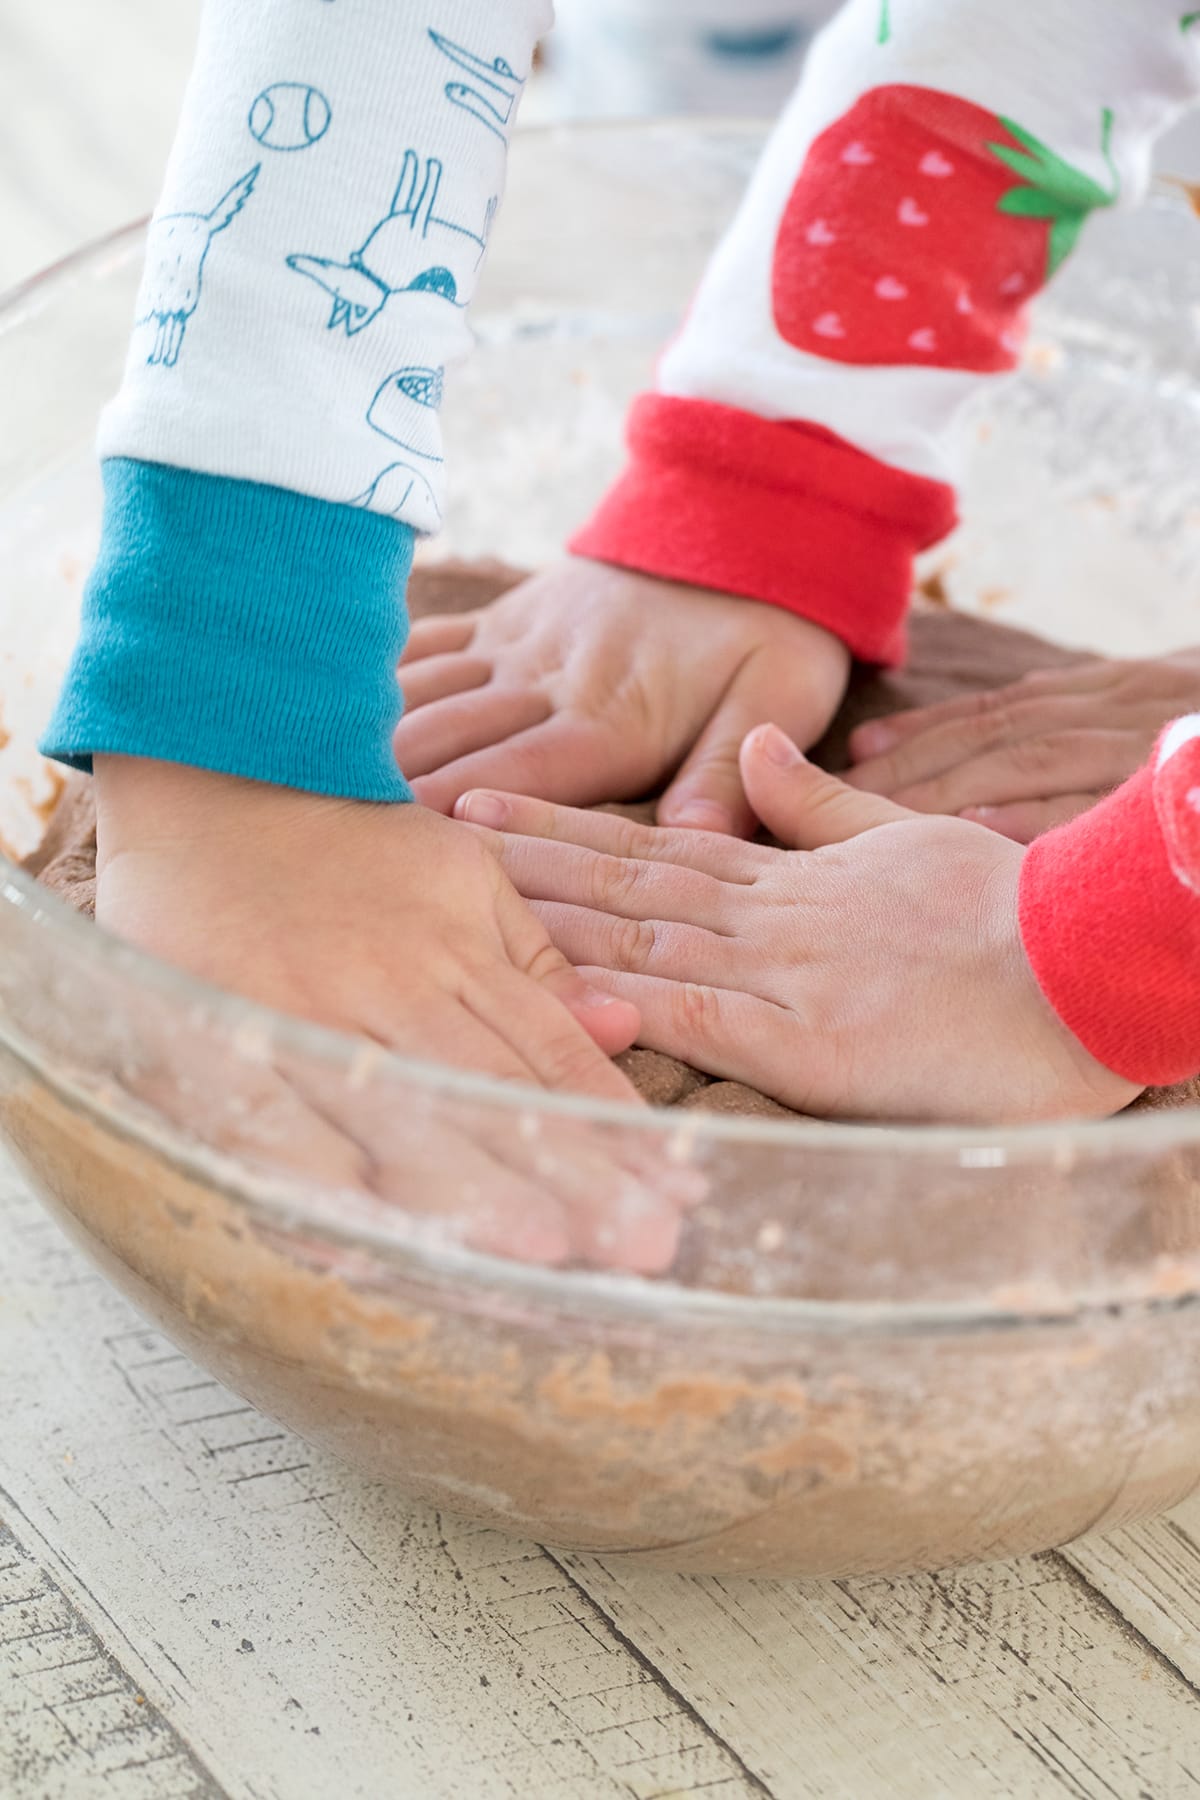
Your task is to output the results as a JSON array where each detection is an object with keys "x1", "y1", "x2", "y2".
[{"x1": 772, "y1": 87, "x2": 1118, "y2": 372}]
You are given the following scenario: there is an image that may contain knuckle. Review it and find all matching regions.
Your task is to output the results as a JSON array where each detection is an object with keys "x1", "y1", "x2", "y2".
[
  {"x1": 596, "y1": 855, "x2": 645, "y2": 910},
  {"x1": 524, "y1": 939, "x2": 568, "y2": 986},
  {"x1": 601, "y1": 814, "x2": 650, "y2": 860},
  {"x1": 1007, "y1": 734, "x2": 1059, "y2": 779},
  {"x1": 964, "y1": 698, "x2": 1012, "y2": 744},
  {"x1": 611, "y1": 914, "x2": 658, "y2": 973},
  {"x1": 675, "y1": 980, "x2": 721, "y2": 1038}
]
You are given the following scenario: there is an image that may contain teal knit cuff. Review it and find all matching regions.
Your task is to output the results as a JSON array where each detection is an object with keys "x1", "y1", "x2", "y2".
[{"x1": 41, "y1": 459, "x2": 415, "y2": 801}]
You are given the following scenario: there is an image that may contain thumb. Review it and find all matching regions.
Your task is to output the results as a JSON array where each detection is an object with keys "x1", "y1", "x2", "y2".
[
  {"x1": 741, "y1": 723, "x2": 915, "y2": 849},
  {"x1": 660, "y1": 653, "x2": 827, "y2": 838}
]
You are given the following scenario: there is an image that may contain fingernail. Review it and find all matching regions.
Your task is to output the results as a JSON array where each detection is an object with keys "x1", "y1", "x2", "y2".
[
  {"x1": 668, "y1": 799, "x2": 734, "y2": 833},
  {"x1": 854, "y1": 722, "x2": 896, "y2": 757},
  {"x1": 582, "y1": 985, "x2": 623, "y2": 1009},
  {"x1": 457, "y1": 791, "x2": 508, "y2": 828},
  {"x1": 960, "y1": 806, "x2": 995, "y2": 821},
  {"x1": 758, "y1": 724, "x2": 803, "y2": 768}
]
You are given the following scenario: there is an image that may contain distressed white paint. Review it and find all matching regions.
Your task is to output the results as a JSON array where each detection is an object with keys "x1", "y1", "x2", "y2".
[{"x1": 5, "y1": 1145, "x2": 1200, "y2": 1800}]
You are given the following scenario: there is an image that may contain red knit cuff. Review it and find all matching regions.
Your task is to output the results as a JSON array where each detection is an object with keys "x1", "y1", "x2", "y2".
[
  {"x1": 569, "y1": 394, "x2": 958, "y2": 666},
  {"x1": 1018, "y1": 731, "x2": 1200, "y2": 1088}
]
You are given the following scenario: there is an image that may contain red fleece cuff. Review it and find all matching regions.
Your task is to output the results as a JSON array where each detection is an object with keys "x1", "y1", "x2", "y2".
[
  {"x1": 569, "y1": 394, "x2": 958, "y2": 666},
  {"x1": 1018, "y1": 733, "x2": 1200, "y2": 1088}
]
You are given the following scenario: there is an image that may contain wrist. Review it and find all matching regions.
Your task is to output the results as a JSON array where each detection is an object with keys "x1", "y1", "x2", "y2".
[
  {"x1": 566, "y1": 553, "x2": 852, "y2": 678},
  {"x1": 570, "y1": 394, "x2": 957, "y2": 666},
  {"x1": 93, "y1": 754, "x2": 354, "y2": 867},
  {"x1": 983, "y1": 849, "x2": 1141, "y2": 1113}
]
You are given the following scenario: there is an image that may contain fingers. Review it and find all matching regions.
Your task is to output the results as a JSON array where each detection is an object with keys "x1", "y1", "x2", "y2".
[
  {"x1": 486, "y1": 829, "x2": 740, "y2": 935},
  {"x1": 394, "y1": 687, "x2": 553, "y2": 780},
  {"x1": 533, "y1": 900, "x2": 747, "y2": 990},
  {"x1": 574, "y1": 967, "x2": 792, "y2": 1100},
  {"x1": 410, "y1": 715, "x2": 631, "y2": 816},
  {"x1": 468, "y1": 961, "x2": 641, "y2": 1106},
  {"x1": 492, "y1": 878, "x2": 642, "y2": 1094},
  {"x1": 399, "y1": 614, "x2": 478, "y2": 664},
  {"x1": 400, "y1": 653, "x2": 491, "y2": 711},
  {"x1": 657, "y1": 648, "x2": 839, "y2": 838},
  {"x1": 282, "y1": 1053, "x2": 576, "y2": 1267},
  {"x1": 846, "y1": 693, "x2": 1072, "y2": 794},
  {"x1": 961, "y1": 793, "x2": 1101, "y2": 843},
  {"x1": 860, "y1": 728, "x2": 1141, "y2": 817},
  {"x1": 455, "y1": 788, "x2": 766, "y2": 884},
  {"x1": 657, "y1": 658, "x2": 771, "y2": 837},
  {"x1": 739, "y1": 725, "x2": 913, "y2": 849},
  {"x1": 846, "y1": 662, "x2": 1115, "y2": 763},
  {"x1": 539, "y1": 963, "x2": 643, "y2": 1058}
]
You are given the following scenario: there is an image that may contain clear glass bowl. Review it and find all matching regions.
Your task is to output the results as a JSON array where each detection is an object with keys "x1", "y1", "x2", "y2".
[{"x1": 3, "y1": 123, "x2": 1200, "y2": 1577}]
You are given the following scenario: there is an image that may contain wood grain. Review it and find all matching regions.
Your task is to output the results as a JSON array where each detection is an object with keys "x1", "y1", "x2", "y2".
[{"x1": 5, "y1": 1145, "x2": 1200, "y2": 1799}]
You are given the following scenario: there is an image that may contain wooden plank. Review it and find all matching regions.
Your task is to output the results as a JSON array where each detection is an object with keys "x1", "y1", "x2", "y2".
[
  {"x1": 9, "y1": 1134, "x2": 1200, "y2": 1799},
  {"x1": 1065, "y1": 1498, "x2": 1200, "y2": 1685},
  {"x1": 0, "y1": 1505, "x2": 227, "y2": 1800},
  {"x1": 0, "y1": 1153, "x2": 768, "y2": 1800},
  {"x1": 561, "y1": 1548, "x2": 1200, "y2": 1799}
]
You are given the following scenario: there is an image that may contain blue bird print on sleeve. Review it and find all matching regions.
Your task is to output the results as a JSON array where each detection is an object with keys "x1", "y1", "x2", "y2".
[{"x1": 136, "y1": 166, "x2": 260, "y2": 367}]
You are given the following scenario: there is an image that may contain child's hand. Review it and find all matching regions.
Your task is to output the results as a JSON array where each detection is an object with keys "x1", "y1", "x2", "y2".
[
  {"x1": 458, "y1": 728, "x2": 1140, "y2": 1124},
  {"x1": 394, "y1": 557, "x2": 850, "y2": 838},
  {"x1": 90, "y1": 757, "x2": 697, "y2": 1273},
  {"x1": 845, "y1": 650, "x2": 1200, "y2": 842}
]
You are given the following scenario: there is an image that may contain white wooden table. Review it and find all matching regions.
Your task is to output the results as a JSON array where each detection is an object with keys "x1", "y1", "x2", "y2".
[
  {"x1": 5, "y1": 1145, "x2": 1200, "y2": 1799},
  {"x1": 5, "y1": 6, "x2": 1200, "y2": 1795}
]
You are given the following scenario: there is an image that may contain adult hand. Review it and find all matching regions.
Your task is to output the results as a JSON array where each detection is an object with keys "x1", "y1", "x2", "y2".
[
  {"x1": 845, "y1": 650, "x2": 1200, "y2": 841},
  {"x1": 395, "y1": 556, "x2": 850, "y2": 837}
]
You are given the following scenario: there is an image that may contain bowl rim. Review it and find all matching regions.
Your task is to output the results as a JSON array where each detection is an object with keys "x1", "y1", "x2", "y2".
[
  {"x1": 4, "y1": 144, "x2": 1200, "y2": 1286},
  {"x1": 7, "y1": 852, "x2": 1200, "y2": 1167}
]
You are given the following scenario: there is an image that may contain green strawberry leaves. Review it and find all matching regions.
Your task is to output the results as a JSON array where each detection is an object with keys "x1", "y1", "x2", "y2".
[{"x1": 987, "y1": 107, "x2": 1119, "y2": 276}]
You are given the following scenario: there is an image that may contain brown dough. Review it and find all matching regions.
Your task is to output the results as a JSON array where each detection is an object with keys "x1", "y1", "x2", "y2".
[{"x1": 27, "y1": 560, "x2": 1200, "y2": 1118}]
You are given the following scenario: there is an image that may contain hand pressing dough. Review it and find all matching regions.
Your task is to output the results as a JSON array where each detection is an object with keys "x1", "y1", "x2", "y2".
[
  {"x1": 14, "y1": 561, "x2": 1200, "y2": 1576},
  {"x1": 28, "y1": 557, "x2": 1200, "y2": 1120}
]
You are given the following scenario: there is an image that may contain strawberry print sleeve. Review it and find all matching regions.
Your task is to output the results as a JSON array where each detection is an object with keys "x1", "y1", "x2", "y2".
[
  {"x1": 1019, "y1": 719, "x2": 1200, "y2": 1087},
  {"x1": 572, "y1": 0, "x2": 1200, "y2": 664}
]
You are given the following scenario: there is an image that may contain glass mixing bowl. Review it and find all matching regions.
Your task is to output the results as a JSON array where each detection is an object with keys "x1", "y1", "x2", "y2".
[{"x1": 3, "y1": 123, "x2": 1200, "y2": 1577}]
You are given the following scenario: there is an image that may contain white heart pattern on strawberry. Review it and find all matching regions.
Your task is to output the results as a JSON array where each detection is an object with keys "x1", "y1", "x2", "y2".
[{"x1": 771, "y1": 86, "x2": 1120, "y2": 374}]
